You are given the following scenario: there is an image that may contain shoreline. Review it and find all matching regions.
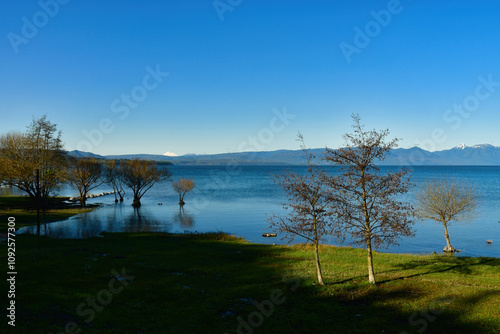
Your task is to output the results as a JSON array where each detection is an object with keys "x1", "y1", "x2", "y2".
[
  {"x1": 2, "y1": 194, "x2": 497, "y2": 258},
  {"x1": 0, "y1": 195, "x2": 100, "y2": 233}
]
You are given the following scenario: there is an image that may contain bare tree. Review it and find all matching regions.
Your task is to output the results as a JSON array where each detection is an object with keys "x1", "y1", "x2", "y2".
[
  {"x1": 104, "y1": 160, "x2": 125, "y2": 202},
  {"x1": 0, "y1": 132, "x2": 37, "y2": 200},
  {"x1": 0, "y1": 116, "x2": 66, "y2": 205},
  {"x1": 324, "y1": 115, "x2": 415, "y2": 284},
  {"x1": 172, "y1": 178, "x2": 196, "y2": 205},
  {"x1": 415, "y1": 177, "x2": 479, "y2": 252},
  {"x1": 268, "y1": 134, "x2": 335, "y2": 286},
  {"x1": 67, "y1": 157, "x2": 103, "y2": 207},
  {"x1": 25, "y1": 115, "x2": 67, "y2": 202},
  {"x1": 120, "y1": 159, "x2": 171, "y2": 207}
]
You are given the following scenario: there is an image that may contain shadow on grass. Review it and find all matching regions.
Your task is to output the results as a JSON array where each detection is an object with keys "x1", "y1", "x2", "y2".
[
  {"x1": 3, "y1": 232, "x2": 498, "y2": 334},
  {"x1": 377, "y1": 256, "x2": 500, "y2": 284}
]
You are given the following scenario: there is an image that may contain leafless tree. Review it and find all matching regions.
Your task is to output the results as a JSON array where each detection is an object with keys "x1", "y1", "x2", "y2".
[
  {"x1": 269, "y1": 134, "x2": 336, "y2": 286},
  {"x1": 415, "y1": 177, "x2": 479, "y2": 252},
  {"x1": 0, "y1": 132, "x2": 36, "y2": 199},
  {"x1": 324, "y1": 115, "x2": 415, "y2": 284},
  {"x1": 172, "y1": 178, "x2": 196, "y2": 205},
  {"x1": 25, "y1": 115, "x2": 67, "y2": 201},
  {"x1": 67, "y1": 157, "x2": 103, "y2": 207},
  {"x1": 120, "y1": 159, "x2": 171, "y2": 207},
  {"x1": 104, "y1": 160, "x2": 125, "y2": 202},
  {"x1": 0, "y1": 116, "x2": 66, "y2": 205}
]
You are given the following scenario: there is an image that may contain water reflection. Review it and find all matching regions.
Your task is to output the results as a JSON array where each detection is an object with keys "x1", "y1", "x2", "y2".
[
  {"x1": 123, "y1": 207, "x2": 169, "y2": 233},
  {"x1": 172, "y1": 206, "x2": 195, "y2": 228},
  {"x1": 81, "y1": 212, "x2": 105, "y2": 238},
  {"x1": 11, "y1": 166, "x2": 500, "y2": 257},
  {"x1": 19, "y1": 203, "x2": 174, "y2": 238}
]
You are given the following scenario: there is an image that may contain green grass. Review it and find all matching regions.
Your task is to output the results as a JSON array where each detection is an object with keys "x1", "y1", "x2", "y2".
[
  {"x1": 0, "y1": 196, "x2": 95, "y2": 231},
  {"x1": 1, "y1": 232, "x2": 498, "y2": 333}
]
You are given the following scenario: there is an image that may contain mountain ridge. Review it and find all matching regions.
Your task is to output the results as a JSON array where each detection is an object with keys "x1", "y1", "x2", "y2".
[{"x1": 68, "y1": 144, "x2": 500, "y2": 166}]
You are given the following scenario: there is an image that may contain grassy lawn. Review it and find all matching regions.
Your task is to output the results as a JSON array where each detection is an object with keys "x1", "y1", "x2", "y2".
[
  {"x1": 1, "y1": 232, "x2": 498, "y2": 333},
  {"x1": 0, "y1": 196, "x2": 95, "y2": 232}
]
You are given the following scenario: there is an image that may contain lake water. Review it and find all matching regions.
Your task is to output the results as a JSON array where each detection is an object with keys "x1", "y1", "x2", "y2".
[{"x1": 14, "y1": 165, "x2": 500, "y2": 257}]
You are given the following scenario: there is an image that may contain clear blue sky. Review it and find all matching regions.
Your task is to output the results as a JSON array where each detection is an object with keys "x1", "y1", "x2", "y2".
[{"x1": 1, "y1": 0, "x2": 500, "y2": 155}]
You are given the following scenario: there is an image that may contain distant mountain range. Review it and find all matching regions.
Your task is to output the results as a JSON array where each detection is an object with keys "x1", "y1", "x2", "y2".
[{"x1": 68, "y1": 144, "x2": 500, "y2": 166}]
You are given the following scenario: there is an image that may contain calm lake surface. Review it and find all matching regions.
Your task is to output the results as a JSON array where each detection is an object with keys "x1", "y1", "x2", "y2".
[{"x1": 15, "y1": 165, "x2": 500, "y2": 257}]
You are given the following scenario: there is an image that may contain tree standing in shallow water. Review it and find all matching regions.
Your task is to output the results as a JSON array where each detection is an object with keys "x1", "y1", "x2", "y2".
[
  {"x1": 415, "y1": 177, "x2": 479, "y2": 253},
  {"x1": 67, "y1": 157, "x2": 103, "y2": 207},
  {"x1": 120, "y1": 159, "x2": 171, "y2": 207},
  {"x1": 104, "y1": 160, "x2": 125, "y2": 202},
  {"x1": 172, "y1": 178, "x2": 196, "y2": 206}
]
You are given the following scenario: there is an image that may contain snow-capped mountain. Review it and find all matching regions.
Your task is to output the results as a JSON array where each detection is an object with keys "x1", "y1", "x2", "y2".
[
  {"x1": 68, "y1": 144, "x2": 500, "y2": 165},
  {"x1": 163, "y1": 151, "x2": 178, "y2": 157},
  {"x1": 454, "y1": 143, "x2": 498, "y2": 150},
  {"x1": 429, "y1": 144, "x2": 500, "y2": 165}
]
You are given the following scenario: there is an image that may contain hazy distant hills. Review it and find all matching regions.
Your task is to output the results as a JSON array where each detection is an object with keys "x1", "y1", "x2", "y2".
[{"x1": 68, "y1": 144, "x2": 500, "y2": 166}]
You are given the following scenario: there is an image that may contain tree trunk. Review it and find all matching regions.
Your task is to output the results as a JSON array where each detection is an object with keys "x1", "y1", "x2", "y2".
[
  {"x1": 361, "y1": 169, "x2": 375, "y2": 284},
  {"x1": 28, "y1": 191, "x2": 37, "y2": 205},
  {"x1": 78, "y1": 189, "x2": 86, "y2": 206},
  {"x1": 132, "y1": 197, "x2": 141, "y2": 207},
  {"x1": 36, "y1": 169, "x2": 40, "y2": 238},
  {"x1": 77, "y1": 186, "x2": 87, "y2": 207},
  {"x1": 314, "y1": 241, "x2": 325, "y2": 286},
  {"x1": 367, "y1": 237, "x2": 376, "y2": 284},
  {"x1": 443, "y1": 223, "x2": 455, "y2": 252}
]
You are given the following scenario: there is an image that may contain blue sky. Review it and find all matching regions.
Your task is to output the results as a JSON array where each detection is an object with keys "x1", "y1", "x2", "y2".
[{"x1": 1, "y1": 0, "x2": 500, "y2": 155}]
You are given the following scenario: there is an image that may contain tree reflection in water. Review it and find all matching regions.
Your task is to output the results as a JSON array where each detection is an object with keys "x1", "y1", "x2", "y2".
[
  {"x1": 124, "y1": 207, "x2": 171, "y2": 233},
  {"x1": 172, "y1": 206, "x2": 195, "y2": 228}
]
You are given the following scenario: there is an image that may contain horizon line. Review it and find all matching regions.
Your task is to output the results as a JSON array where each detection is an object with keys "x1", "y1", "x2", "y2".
[{"x1": 66, "y1": 143, "x2": 499, "y2": 157}]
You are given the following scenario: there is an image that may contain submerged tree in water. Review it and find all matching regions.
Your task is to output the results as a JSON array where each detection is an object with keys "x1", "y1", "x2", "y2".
[
  {"x1": 67, "y1": 157, "x2": 103, "y2": 207},
  {"x1": 121, "y1": 159, "x2": 171, "y2": 207},
  {"x1": 415, "y1": 177, "x2": 479, "y2": 253},
  {"x1": 104, "y1": 160, "x2": 125, "y2": 202},
  {"x1": 172, "y1": 178, "x2": 196, "y2": 205}
]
